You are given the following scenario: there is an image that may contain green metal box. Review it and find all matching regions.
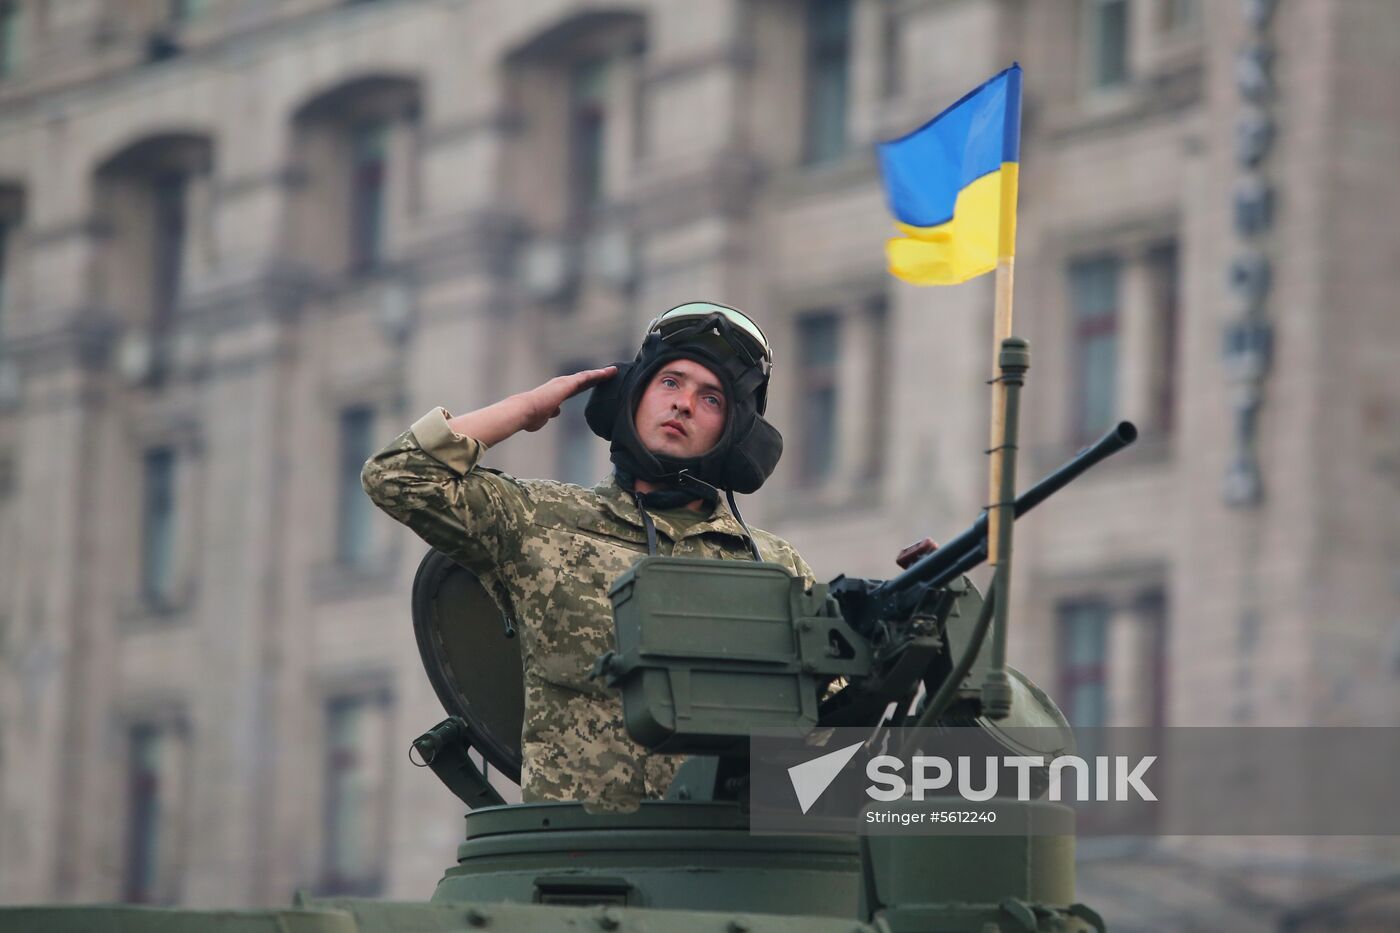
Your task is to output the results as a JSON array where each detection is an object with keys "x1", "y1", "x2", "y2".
[{"x1": 602, "y1": 557, "x2": 867, "y2": 753}]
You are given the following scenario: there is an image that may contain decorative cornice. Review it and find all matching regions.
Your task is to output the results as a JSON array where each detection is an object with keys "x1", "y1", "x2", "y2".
[
  {"x1": 628, "y1": 154, "x2": 766, "y2": 232},
  {"x1": 212, "y1": 165, "x2": 307, "y2": 200},
  {"x1": 767, "y1": 150, "x2": 879, "y2": 205},
  {"x1": 0, "y1": 306, "x2": 120, "y2": 373},
  {"x1": 421, "y1": 111, "x2": 523, "y2": 150},
  {"x1": 403, "y1": 207, "x2": 528, "y2": 283},
  {"x1": 642, "y1": 44, "x2": 756, "y2": 87},
  {"x1": 27, "y1": 217, "x2": 110, "y2": 247},
  {"x1": 172, "y1": 264, "x2": 321, "y2": 328},
  {"x1": 1044, "y1": 62, "x2": 1205, "y2": 143}
]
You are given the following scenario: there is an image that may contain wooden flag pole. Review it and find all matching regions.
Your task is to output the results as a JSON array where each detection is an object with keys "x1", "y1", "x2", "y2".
[{"x1": 982, "y1": 195, "x2": 1023, "y2": 719}]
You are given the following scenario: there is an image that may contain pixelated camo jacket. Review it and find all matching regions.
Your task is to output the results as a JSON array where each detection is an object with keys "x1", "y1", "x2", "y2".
[{"x1": 361, "y1": 407, "x2": 815, "y2": 810}]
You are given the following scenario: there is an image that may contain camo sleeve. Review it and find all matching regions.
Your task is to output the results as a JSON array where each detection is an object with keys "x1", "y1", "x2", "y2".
[
  {"x1": 789, "y1": 549, "x2": 817, "y2": 589},
  {"x1": 360, "y1": 407, "x2": 530, "y2": 572},
  {"x1": 754, "y1": 530, "x2": 817, "y2": 590}
]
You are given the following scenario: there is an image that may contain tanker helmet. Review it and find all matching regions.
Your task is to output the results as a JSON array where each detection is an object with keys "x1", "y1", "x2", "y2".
[
  {"x1": 585, "y1": 301, "x2": 783, "y2": 494},
  {"x1": 646, "y1": 302, "x2": 774, "y2": 406}
]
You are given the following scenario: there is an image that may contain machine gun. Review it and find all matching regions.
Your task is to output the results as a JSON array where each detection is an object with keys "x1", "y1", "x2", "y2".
[
  {"x1": 817, "y1": 421, "x2": 1139, "y2": 733},
  {"x1": 830, "y1": 420, "x2": 1139, "y2": 638}
]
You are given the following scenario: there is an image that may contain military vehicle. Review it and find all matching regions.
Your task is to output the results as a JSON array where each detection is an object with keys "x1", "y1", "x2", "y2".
[{"x1": 1, "y1": 346, "x2": 1136, "y2": 933}]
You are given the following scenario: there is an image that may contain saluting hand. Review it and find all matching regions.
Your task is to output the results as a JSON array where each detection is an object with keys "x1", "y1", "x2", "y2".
[
  {"x1": 516, "y1": 366, "x2": 618, "y2": 432},
  {"x1": 442, "y1": 366, "x2": 617, "y2": 447}
]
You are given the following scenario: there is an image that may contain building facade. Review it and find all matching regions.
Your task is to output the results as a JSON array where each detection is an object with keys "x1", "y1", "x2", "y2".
[{"x1": 0, "y1": 0, "x2": 1396, "y2": 927}]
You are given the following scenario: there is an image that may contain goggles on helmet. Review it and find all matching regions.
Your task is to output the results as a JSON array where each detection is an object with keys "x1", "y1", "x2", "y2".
[{"x1": 646, "y1": 302, "x2": 773, "y2": 377}]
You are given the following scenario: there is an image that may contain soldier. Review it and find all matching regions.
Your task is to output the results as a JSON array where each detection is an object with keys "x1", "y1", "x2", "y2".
[{"x1": 362, "y1": 302, "x2": 813, "y2": 810}]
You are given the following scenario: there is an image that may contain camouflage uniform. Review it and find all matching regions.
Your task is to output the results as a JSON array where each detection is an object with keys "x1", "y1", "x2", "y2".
[{"x1": 362, "y1": 407, "x2": 815, "y2": 810}]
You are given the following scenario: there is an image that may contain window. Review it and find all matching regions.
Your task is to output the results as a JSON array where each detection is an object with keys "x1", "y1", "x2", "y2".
[
  {"x1": 93, "y1": 134, "x2": 212, "y2": 337},
  {"x1": 862, "y1": 297, "x2": 890, "y2": 482},
  {"x1": 322, "y1": 691, "x2": 392, "y2": 895},
  {"x1": 0, "y1": 3, "x2": 22, "y2": 79},
  {"x1": 1068, "y1": 256, "x2": 1120, "y2": 443},
  {"x1": 349, "y1": 122, "x2": 388, "y2": 271},
  {"x1": 141, "y1": 447, "x2": 177, "y2": 606},
  {"x1": 788, "y1": 297, "x2": 888, "y2": 494},
  {"x1": 796, "y1": 312, "x2": 840, "y2": 485},
  {"x1": 803, "y1": 0, "x2": 852, "y2": 164},
  {"x1": 1063, "y1": 236, "x2": 1179, "y2": 448},
  {"x1": 1057, "y1": 588, "x2": 1166, "y2": 832},
  {"x1": 291, "y1": 77, "x2": 418, "y2": 276},
  {"x1": 1146, "y1": 241, "x2": 1180, "y2": 436},
  {"x1": 123, "y1": 720, "x2": 187, "y2": 904},
  {"x1": 151, "y1": 173, "x2": 186, "y2": 327},
  {"x1": 557, "y1": 361, "x2": 595, "y2": 486},
  {"x1": 1058, "y1": 600, "x2": 1109, "y2": 730},
  {"x1": 1136, "y1": 588, "x2": 1168, "y2": 730},
  {"x1": 337, "y1": 405, "x2": 376, "y2": 566},
  {"x1": 1084, "y1": 0, "x2": 1130, "y2": 91},
  {"x1": 570, "y1": 58, "x2": 609, "y2": 216},
  {"x1": 502, "y1": 13, "x2": 644, "y2": 242},
  {"x1": 1057, "y1": 587, "x2": 1169, "y2": 731}
]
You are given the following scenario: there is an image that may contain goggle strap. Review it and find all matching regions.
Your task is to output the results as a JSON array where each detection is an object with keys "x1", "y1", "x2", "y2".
[
  {"x1": 731, "y1": 367, "x2": 765, "y2": 400},
  {"x1": 654, "y1": 312, "x2": 772, "y2": 369}
]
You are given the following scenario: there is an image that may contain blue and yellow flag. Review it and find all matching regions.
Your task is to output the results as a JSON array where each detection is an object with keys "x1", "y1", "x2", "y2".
[{"x1": 877, "y1": 65, "x2": 1022, "y2": 285}]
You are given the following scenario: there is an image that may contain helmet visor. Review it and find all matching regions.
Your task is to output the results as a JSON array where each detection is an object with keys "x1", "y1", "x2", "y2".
[{"x1": 647, "y1": 302, "x2": 773, "y2": 375}]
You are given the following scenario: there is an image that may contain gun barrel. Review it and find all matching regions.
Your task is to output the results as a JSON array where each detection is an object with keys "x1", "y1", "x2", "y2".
[
  {"x1": 1010, "y1": 420, "x2": 1138, "y2": 515},
  {"x1": 870, "y1": 422, "x2": 1137, "y2": 609}
]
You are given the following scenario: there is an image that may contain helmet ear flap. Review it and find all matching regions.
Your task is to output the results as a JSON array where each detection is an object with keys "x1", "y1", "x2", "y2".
[
  {"x1": 585, "y1": 361, "x2": 632, "y2": 441},
  {"x1": 721, "y1": 415, "x2": 783, "y2": 494}
]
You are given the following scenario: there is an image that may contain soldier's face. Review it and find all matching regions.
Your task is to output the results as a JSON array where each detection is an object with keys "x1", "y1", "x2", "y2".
[{"x1": 634, "y1": 359, "x2": 727, "y2": 458}]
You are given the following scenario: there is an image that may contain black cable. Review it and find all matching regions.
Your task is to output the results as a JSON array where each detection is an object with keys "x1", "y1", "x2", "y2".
[{"x1": 633, "y1": 493, "x2": 660, "y2": 556}]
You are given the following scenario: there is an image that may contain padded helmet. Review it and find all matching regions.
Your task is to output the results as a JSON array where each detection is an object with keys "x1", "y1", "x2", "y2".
[{"x1": 586, "y1": 302, "x2": 783, "y2": 494}]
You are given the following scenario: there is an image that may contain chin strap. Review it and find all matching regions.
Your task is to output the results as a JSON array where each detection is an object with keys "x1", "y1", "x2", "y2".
[{"x1": 725, "y1": 489, "x2": 764, "y2": 563}]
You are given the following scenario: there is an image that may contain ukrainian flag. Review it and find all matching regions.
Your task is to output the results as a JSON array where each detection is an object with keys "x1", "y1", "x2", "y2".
[{"x1": 877, "y1": 65, "x2": 1022, "y2": 285}]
